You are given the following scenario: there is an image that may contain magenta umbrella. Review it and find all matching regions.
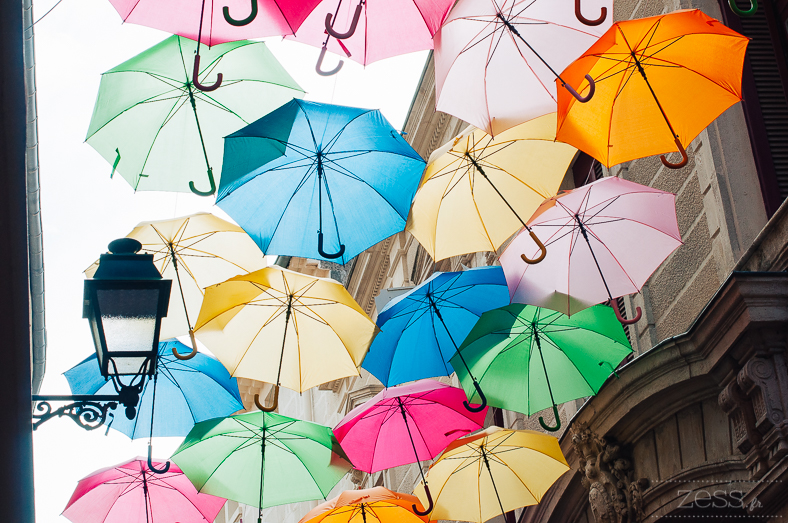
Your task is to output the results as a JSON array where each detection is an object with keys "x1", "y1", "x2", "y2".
[
  {"x1": 500, "y1": 177, "x2": 682, "y2": 323},
  {"x1": 334, "y1": 380, "x2": 488, "y2": 515},
  {"x1": 62, "y1": 457, "x2": 226, "y2": 523}
]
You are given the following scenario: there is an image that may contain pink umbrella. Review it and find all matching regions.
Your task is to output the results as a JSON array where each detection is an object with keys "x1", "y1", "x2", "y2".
[
  {"x1": 62, "y1": 457, "x2": 226, "y2": 523},
  {"x1": 500, "y1": 177, "x2": 682, "y2": 323},
  {"x1": 334, "y1": 380, "x2": 488, "y2": 515}
]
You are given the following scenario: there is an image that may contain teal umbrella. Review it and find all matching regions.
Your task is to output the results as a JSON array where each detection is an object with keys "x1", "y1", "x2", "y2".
[
  {"x1": 86, "y1": 35, "x2": 303, "y2": 196},
  {"x1": 451, "y1": 304, "x2": 631, "y2": 432}
]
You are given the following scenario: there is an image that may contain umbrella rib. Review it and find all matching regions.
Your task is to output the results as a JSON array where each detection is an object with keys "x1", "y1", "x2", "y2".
[{"x1": 535, "y1": 324, "x2": 597, "y2": 394}]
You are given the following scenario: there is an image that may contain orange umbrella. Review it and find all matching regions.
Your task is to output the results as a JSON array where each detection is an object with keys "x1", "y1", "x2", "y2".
[
  {"x1": 299, "y1": 487, "x2": 430, "y2": 523},
  {"x1": 555, "y1": 9, "x2": 748, "y2": 168}
]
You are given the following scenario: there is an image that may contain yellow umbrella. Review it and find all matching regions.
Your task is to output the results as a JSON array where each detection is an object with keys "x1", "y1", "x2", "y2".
[
  {"x1": 194, "y1": 266, "x2": 377, "y2": 410},
  {"x1": 405, "y1": 113, "x2": 576, "y2": 262},
  {"x1": 414, "y1": 427, "x2": 569, "y2": 523}
]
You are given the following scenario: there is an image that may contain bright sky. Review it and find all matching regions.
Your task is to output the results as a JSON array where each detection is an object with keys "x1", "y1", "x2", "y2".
[{"x1": 31, "y1": 0, "x2": 428, "y2": 520}]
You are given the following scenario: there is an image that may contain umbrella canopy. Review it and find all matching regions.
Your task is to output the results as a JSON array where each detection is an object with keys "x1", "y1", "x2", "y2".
[
  {"x1": 171, "y1": 411, "x2": 352, "y2": 516},
  {"x1": 62, "y1": 458, "x2": 226, "y2": 523},
  {"x1": 434, "y1": 0, "x2": 612, "y2": 136},
  {"x1": 405, "y1": 114, "x2": 576, "y2": 261},
  {"x1": 413, "y1": 427, "x2": 569, "y2": 523},
  {"x1": 500, "y1": 177, "x2": 682, "y2": 319},
  {"x1": 555, "y1": 9, "x2": 748, "y2": 167},
  {"x1": 85, "y1": 213, "x2": 266, "y2": 343},
  {"x1": 361, "y1": 266, "x2": 509, "y2": 391},
  {"x1": 194, "y1": 266, "x2": 377, "y2": 399},
  {"x1": 301, "y1": 487, "x2": 430, "y2": 523},
  {"x1": 451, "y1": 304, "x2": 631, "y2": 431},
  {"x1": 86, "y1": 36, "x2": 303, "y2": 196},
  {"x1": 216, "y1": 99, "x2": 425, "y2": 264}
]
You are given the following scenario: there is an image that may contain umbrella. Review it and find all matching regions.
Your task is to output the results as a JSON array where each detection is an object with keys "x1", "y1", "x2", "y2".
[
  {"x1": 413, "y1": 427, "x2": 569, "y2": 523},
  {"x1": 433, "y1": 0, "x2": 612, "y2": 137},
  {"x1": 361, "y1": 266, "x2": 509, "y2": 411},
  {"x1": 405, "y1": 114, "x2": 576, "y2": 262},
  {"x1": 500, "y1": 177, "x2": 682, "y2": 322},
  {"x1": 193, "y1": 265, "x2": 377, "y2": 410},
  {"x1": 171, "y1": 411, "x2": 352, "y2": 522},
  {"x1": 217, "y1": 99, "x2": 425, "y2": 263},
  {"x1": 451, "y1": 304, "x2": 631, "y2": 432},
  {"x1": 333, "y1": 380, "x2": 488, "y2": 514},
  {"x1": 85, "y1": 213, "x2": 266, "y2": 353},
  {"x1": 62, "y1": 457, "x2": 226, "y2": 523},
  {"x1": 299, "y1": 487, "x2": 430, "y2": 523},
  {"x1": 86, "y1": 36, "x2": 303, "y2": 196},
  {"x1": 555, "y1": 9, "x2": 748, "y2": 168},
  {"x1": 65, "y1": 339, "x2": 244, "y2": 472}
]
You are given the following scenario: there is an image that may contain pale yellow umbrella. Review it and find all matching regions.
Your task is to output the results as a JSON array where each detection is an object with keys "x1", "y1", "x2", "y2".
[
  {"x1": 194, "y1": 266, "x2": 377, "y2": 410},
  {"x1": 405, "y1": 113, "x2": 576, "y2": 262},
  {"x1": 413, "y1": 427, "x2": 569, "y2": 523}
]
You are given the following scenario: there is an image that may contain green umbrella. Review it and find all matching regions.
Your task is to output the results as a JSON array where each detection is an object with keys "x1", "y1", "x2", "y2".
[
  {"x1": 171, "y1": 411, "x2": 352, "y2": 521},
  {"x1": 86, "y1": 35, "x2": 304, "y2": 196},
  {"x1": 451, "y1": 304, "x2": 631, "y2": 432}
]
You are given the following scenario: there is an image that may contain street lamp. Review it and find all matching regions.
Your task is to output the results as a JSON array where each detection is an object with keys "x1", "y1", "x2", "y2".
[{"x1": 32, "y1": 238, "x2": 172, "y2": 430}]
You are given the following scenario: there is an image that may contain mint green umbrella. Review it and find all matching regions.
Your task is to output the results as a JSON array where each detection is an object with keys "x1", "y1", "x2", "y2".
[
  {"x1": 86, "y1": 35, "x2": 303, "y2": 196},
  {"x1": 172, "y1": 411, "x2": 352, "y2": 522},
  {"x1": 451, "y1": 304, "x2": 631, "y2": 432}
]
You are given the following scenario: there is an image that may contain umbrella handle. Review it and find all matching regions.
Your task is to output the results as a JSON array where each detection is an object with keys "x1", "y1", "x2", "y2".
[
  {"x1": 539, "y1": 404, "x2": 561, "y2": 432},
  {"x1": 223, "y1": 0, "x2": 258, "y2": 26},
  {"x1": 413, "y1": 484, "x2": 434, "y2": 516},
  {"x1": 318, "y1": 231, "x2": 346, "y2": 259},
  {"x1": 325, "y1": 3, "x2": 363, "y2": 40},
  {"x1": 520, "y1": 230, "x2": 547, "y2": 264},
  {"x1": 660, "y1": 138, "x2": 688, "y2": 169},
  {"x1": 147, "y1": 444, "x2": 171, "y2": 474},
  {"x1": 192, "y1": 54, "x2": 223, "y2": 92},
  {"x1": 609, "y1": 299, "x2": 642, "y2": 325},
  {"x1": 562, "y1": 75, "x2": 596, "y2": 103},
  {"x1": 316, "y1": 45, "x2": 344, "y2": 76},
  {"x1": 254, "y1": 386, "x2": 279, "y2": 412},
  {"x1": 463, "y1": 380, "x2": 488, "y2": 413},
  {"x1": 728, "y1": 0, "x2": 757, "y2": 16},
  {"x1": 575, "y1": 0, "x2": 607, "y2": 26},
  {"x1": 189, "y1": 167, "x2": 217, "y2": 197},
  {"x1": 172, "y1": 331, "x2": 199, "y2": 360}
]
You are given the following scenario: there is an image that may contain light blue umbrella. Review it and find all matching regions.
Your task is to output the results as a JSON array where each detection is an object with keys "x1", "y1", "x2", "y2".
[{"x1": 216, "y1": 99, "x2": 425, "y2": 264}]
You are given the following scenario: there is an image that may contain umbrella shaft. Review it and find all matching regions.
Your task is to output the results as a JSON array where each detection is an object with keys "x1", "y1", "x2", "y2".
[
  {"x1": 428, "y1": 294, "x2": 479, "y2": 383},
  {"x1": 397, "y1": 398, "x2": 428, "y2": 485},
  {"x1": 169, "y1": 244, "x2": 194, "y2": 331},
  {"x1": 481, "y1": 449, "x2": 507, "y2": 518},
  {"x1": 464, "y1": 153, "x2": 528, "y2": 229},
  {"x1": 631, "y1": 53, "x2": 678, "y2": 139},
  {"x1": 275, "y1": 296, "x2": 294, "y2": 386},
  {"x1": 186, "y1": 83, "x2": 214, "y2": 174},
  {"x1": 259, "y1": 426, "x2": 267, "y2": 519},
  {"x1": 532, "y1": 329, "x2": 557, "y2": 412},
  {"x1": 496, "y1": 14, "x2": 565, "y2": 84},
  {"x1": 574, "y1": 216, "x2": 613, "y2": 301}
]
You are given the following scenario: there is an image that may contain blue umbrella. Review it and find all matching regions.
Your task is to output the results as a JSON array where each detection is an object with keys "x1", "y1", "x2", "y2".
[
  {"x1": 361, "y1": 266, "x2": 509, "y2": 409},
  {"x1": 216, "y1": 99, "x2": 425, "y2": 264}
]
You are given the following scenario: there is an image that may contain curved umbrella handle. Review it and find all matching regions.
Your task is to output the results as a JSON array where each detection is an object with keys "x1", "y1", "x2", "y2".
[
  {"x1": 728, "y1": 0, "x2": 757, "y2": 16},
  {"x1": 148, "y1": 444, "x2": 171, "y2": 474},
  {"x1": 254, "y1": 386, "x2": 279, "y2": 412},
  {"x1": 463, "y1": 380, "x2": 488, "y2": 413},
  {"x1": 609, "y1": 300, "x2": 642, "y2": 325},
  {"x1": 562, "y1": 75, "x2": 596, "y2": 103},
  {"x1": 520, "y1": 230, "x2": 547, "y2": 264},
  {"x1": 413, "y1": 484, "x2": 434, "y2": 516},
  {"x1": 575, "y1": 0, "x2": 607, "y2": 26},
  {"x1": 660, "y1": 138, "x2": 688, "y2": 169},
  {"x1": 172, "y1": 331, "x2": 199, "y2": 360},
  {"x1": 192, "y1": 54, "x2": 223, "y2": 92},
  {"x1": 316, "y1": 45, "x2": 344, "y2": 76},
  {"x1": 223, "y1": 0, "x2": 258, "y2": 26},
  {"x1": 325, "y1": 3, "x2": 363, "y2": 40},
  {"x1": 539, "y1": 404, "x2": 561, "y2": 432},
  {"x1": 318, "y1": 231, "x2": 346, "y2": 259},
  {"x1": 189, "y1": 167, "x2": 217, "y2": 197}
]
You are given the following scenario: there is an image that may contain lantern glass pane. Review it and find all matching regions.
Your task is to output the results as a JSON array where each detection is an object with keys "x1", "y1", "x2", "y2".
[{"x1": 97, "y1": 288, "x2": 160, "y2": 373}]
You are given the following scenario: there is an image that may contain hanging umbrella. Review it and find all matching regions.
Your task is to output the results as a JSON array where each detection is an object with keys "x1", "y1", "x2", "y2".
[
  {"x1": 361, "y1": 266, "x2": 509, "y2": 411},
  {"x1": 193, "y1": 265, "x2": 377, "y2": 410},
  {"x1": 333, "y1": 380, "x2": 488, "y2": 515},
  {"x1": 86, "y1": 36, "x2": 303, "y2": 196},
  {"x1": 171, "y1": 410, "x2": 352, "y2": 522},
  {"x1": 65, "y1": 339, "x2": 244, "y2": 472},
  {"x1": 555, "y1": 9, "x2": 748, "y2": 168},
  {"x1": 500, "y1": 177, "x2": 682, "y2": 322},
  {"x1": 451, "y1": 304, "x2": 631, "y2": 432},
  {"x1": 217, "y1": 99, "x2": 425, "y2": 263},
  {"x1": 299, "y1": 487, "x2": 430, "y2": 523},
  {"x1": 433, "y1": 0, "x2": 612, "y2": 137},
  {"x1": 413, "y1": 427, "x2": 569, "y2": 523},
  {"x1": 405, "y1": 114, "x2": 576, "y2": 261},
  {"x1": 85, "y1": 213, "x2": 266, "y2": 353},
  {"x1": 62, "y1": 458, "x2": 226, "y2": 523}
]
